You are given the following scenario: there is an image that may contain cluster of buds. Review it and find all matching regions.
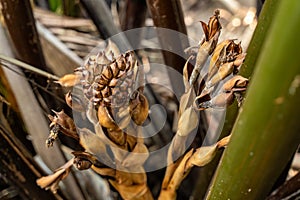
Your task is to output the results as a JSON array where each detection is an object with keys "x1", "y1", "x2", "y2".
[
  {"x1": 195, "y1": 39, "x2": 248, "y2": 109},
  {"x1": 160, "y1": 10, "x2": 249, "y2": 199}
]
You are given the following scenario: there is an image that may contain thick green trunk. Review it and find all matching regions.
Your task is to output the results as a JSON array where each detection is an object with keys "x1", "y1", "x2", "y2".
[{"x1": 206, "y1": 0, "x2": 300, "y2": 199}]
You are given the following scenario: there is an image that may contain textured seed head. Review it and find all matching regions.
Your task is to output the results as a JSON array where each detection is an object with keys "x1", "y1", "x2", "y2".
[{"x1": 76, "y1": 51, "x2": 137, "y2": 108}]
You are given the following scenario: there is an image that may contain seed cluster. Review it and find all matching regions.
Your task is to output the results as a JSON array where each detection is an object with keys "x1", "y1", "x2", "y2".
[{"x1": 75, "y1": 51, "x2": 136, "y2": 108}]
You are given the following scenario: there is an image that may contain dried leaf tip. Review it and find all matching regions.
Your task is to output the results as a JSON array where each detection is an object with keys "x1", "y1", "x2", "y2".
[
  {"x1": 55, "y1": 74, "x2": 80, "y2": 87},
  {"x1": 46, "y1": 110, "x2": 78, "y2": 147},
  {"x1": 201, "y1": 9, "x2": 222, "y2": 42}
]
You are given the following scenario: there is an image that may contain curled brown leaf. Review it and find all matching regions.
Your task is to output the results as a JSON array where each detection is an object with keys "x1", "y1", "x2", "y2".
[
  {"x1": 47, "y1": 110, "x2": 78, "y2": 147},
  {"x1": 36, "y1": 159, "x2": 74, "y2": 193}
]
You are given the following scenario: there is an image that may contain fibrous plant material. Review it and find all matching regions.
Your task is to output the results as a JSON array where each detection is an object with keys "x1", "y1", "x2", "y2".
[{"x1": 37, "y1": 10, "x2": 249, "y2": 200}]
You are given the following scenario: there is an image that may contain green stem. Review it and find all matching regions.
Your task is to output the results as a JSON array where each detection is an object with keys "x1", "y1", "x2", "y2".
[
  {"x1": 206, "y1": 0, "x2": 300, "y2": 199},
  {"x1": 240, "y1": 0, "x2": 280, "y2": 78}
]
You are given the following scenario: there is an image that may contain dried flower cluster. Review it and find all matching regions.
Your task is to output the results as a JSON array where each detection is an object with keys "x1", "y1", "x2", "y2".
[{"x1": 37, "y1": 10, "x2": 249, "y2": 200}]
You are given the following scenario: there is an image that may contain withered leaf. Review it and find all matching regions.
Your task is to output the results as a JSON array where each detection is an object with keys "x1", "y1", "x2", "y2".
[
  {"x1": 183, "y1": 56, "x2": 193, "y2": 91},
  {"x1": 161, "y1": 161, "x2": 181, "y2": 190},
  {"x1": 188, "y1": 145, "x2": 218, "y2": 167},
  {"x1": 47, "y1": 110, "x2": 78, "y2": 146},
  {"x1": 177, "y1": 107, "x2": 198, "y2": 137},
  {"x1": 115, "y1": 166, "x2": 147, "y2": 185},
  {"x1": 107, "y1": 129, "x2": 127, "y2": 147},
  {"x1": 168, "y1": 149, "x2": 194, "y2": 190},
  {"x1": 50, "y1": 110, "x2": 76, "y2": 132},
  {"x1": 167, "y1": 135, "x2": 187, "y2": 164},
  {"x1": 79, "y1": 128, "x2": 113, "y2": 165},
  {"x1": 197, "y1": 91, "x2": 234, "y2": 109},
  {"x1": 188, "y1": 135, "x2": 231, "y2": 167},
  {"x1": 211, "y1": 91, "x2": 235, "y2": 108},
  {"x1": 36, "y1": 159, "x2": 74, "y2": 193},
  {"x1": 179, "y1": 88, "x2": 196, "y2": 117},
  {"x1": 114, "y1": 168, "x2": 147, "y2": 187}
]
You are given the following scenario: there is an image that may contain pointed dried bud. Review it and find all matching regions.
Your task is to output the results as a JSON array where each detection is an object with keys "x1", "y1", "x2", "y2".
[
  {"x1": 208, "y1": 40, "x2": 243, "y2": 80},
  {"x1": 55, "y1": 74, "x2": 80, "y2": 87},
  {"x1": 96, "y1": 51, "x2": 111, "y2": 65},
  {"x1": 201, "y1": 9, "x2": 221, "y2": 42},
  {"x1": 183, "y1": 56, "x2": 193, "y2": 91},
  {"x1": 233, "y1": 53, "x2": 246, "y2": 73},
  {"x1": 46, "y1": 110, "x2": 78, "y2": 147},
  {"x1": 222, "y1": 75, "x2": 248, "y2": 92},
  {"x1": 105, "y1": 39, "x2": 120, "y2": 58},
  {"x1": 197, "y1": 91, "x2": 234, "y2": 110},
  {"x1": 72, "y1": 151, "x2": 98, "y2": 170},
  {"x1": 207, "y1": 62, "x2": 235, "y2": 88},
  {"x1": 209, "y1": 40, "x2": 232, "y2": 73},
  {"x1": 190, "y1": 145, "x2": 218, "y2": 167}
]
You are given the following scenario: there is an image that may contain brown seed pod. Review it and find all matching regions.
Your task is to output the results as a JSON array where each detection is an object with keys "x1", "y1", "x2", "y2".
[
  {"x1": 207, "y1": 62, "x2": 235, "y2": 88},
  {"x1": 74, "y1": 157, "x2": 93, "y2": 170},
  {"x1": 102, "y1": 65, "x2": 113, "y2": 80},
  {"x1": 97, "y1": 104, "x2": 119, "y2": 130},
  {"x1": 72, "y1": 151, "x2": 101, "y2": 170},
  {"x1": 130, "y1": 92, "x2": 149, "y2": 125},
  {"x1": 222, "y1": 75, "x2": 249, "y2": 92}
]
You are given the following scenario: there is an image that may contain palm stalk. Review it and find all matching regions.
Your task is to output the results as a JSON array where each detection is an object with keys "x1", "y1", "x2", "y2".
[
  {"x1": 206, "y1": 0, "x2": 300, "y2": 199},
  {"x1": 240, "y1": 0, "x2": 280, "y2": 78}
]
